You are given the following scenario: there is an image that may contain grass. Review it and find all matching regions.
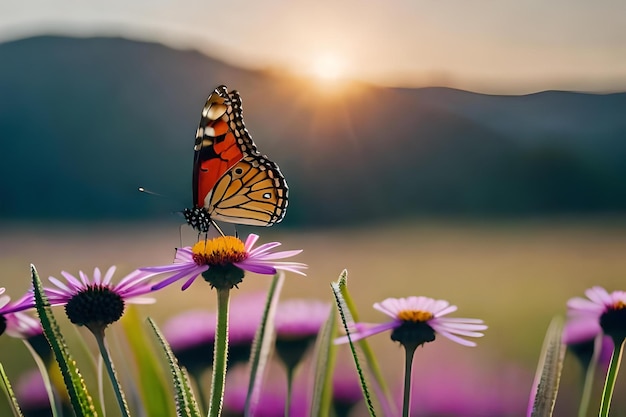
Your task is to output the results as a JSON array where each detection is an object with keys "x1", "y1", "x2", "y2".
[{"x1": 1, "y1": 218, "x2": 626, "y2": 415}]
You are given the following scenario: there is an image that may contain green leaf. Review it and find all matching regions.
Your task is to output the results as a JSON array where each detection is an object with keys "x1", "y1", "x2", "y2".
[
  {"x1": 31, "y1": 264, "x2": 98, "y2": 417},
  {"x1": 245, "y1": 272, "x2": 285, "y2": 416},
  {"x1": 1, "y1": 362, "x2": 25, "y2": 417},
  {"x1": 119, "y1": 306, "x2": 175, "y2": 417},
  {"x1": 309, "y1": 301, "x2": 338, "y2": 417},
  {"x1": 337, "y1": 270, "x2": 397, "y2": 417},
  {"x1": 331, "y1": 270, "x2": 377, "y2": 417},
  {"x1": 147, "y1": 317, "x2": 201, "y2": 417},
  {"x1": 529, "y1": 317, "x2": 566, "y2": 417}
]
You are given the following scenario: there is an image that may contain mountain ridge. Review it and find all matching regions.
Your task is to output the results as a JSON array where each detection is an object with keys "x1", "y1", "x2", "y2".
[{"x1": 1, "y1": 35, "x2": 625, "y2": 226}]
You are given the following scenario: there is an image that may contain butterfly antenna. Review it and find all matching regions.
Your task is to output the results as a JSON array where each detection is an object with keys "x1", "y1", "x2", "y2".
[
  {"x1": 138, "y1": 186, "x2": 164, "y2": 197},
  {"x1": 211, "y1": 220, "x2": 226, "y2": 237},
  {"x1": 179, "y1": 224, "x2": 185, "y2": 248}
]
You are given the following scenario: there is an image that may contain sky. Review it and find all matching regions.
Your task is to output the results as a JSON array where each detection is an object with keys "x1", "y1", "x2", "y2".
[{"x1": 1, "y1": 0, "x2": 625, "y2": 94}]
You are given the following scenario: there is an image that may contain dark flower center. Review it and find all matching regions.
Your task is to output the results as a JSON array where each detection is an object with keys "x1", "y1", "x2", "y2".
[
  {"x1": 391, "y1": 320, "x2": 436, "y2": 347},
  {"x1": 173, "y1": 341, "x2": 215, "y2": 375},
  {"x1": 201, "y1": 264, "x2": 245, "y2": 290},
  {"x1": 64, "y1": 285, "x2": 125, "y2": 328},
  {"x1": 275, "y1": 335, "x2": 316, "y2": 371},
  {"x1": 0, "y1": 314, "x2": 6, "y2": 336},
  {"x1": 600, "y1": 301, "x2": 626, "y2": 342}
]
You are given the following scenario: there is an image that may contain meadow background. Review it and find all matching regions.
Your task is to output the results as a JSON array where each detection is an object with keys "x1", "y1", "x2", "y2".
[{"x1": 1, "y1": 1, "x2": 626, "y2": 416}]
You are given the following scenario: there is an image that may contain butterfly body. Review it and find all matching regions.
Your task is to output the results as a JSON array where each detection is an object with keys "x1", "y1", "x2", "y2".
[{"x1": 183, "y1": 85, "x2": 288, "y2": 232}]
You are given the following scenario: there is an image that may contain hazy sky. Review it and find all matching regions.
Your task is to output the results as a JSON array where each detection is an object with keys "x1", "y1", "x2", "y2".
[{"x1": 2, "y1": 0, "x2": 625, "y2": 93}]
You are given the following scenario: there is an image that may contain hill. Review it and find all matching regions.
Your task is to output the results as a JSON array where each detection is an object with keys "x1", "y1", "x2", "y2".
[{"x1": 1, "y1": 36, "x2": 625, "y2": 227}]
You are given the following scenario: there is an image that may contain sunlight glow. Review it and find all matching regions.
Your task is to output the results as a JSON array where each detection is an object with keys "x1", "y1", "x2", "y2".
[{"x1": 309, "y1": 54, "x2": 346, "y2": 82}]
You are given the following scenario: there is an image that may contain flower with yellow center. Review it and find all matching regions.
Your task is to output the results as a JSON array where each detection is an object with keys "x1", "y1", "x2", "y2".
[
  {"x1": 567, "y1": 286, "x2": 626, "y2": 342},
  {"x1": 191, "y1": 237, "x2": 247, "y2": 266},
  {"x1": 397, "y1": 310, "x2": 434, "y2": 322},
  {"x1": 141, "y1": 234, "x2": 307, "y2": 291},
  {"x1": 335, "y1": 296, "x2": 487, "y2": 347}
]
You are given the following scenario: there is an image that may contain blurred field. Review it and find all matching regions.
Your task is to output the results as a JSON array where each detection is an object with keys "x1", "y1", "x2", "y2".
[{"x1": 2, "y1": 219, "x2": 626, "y2": 415}]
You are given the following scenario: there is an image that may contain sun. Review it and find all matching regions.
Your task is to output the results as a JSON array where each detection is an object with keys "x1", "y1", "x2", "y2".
[{"x1": 309, "y1": 54, "x2": 346, "y2": 82}]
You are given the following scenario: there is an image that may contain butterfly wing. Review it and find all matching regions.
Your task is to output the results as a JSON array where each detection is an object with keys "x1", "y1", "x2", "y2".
[
  {"x1": 186, "y1": 85, "x2": 288, "y2": 231},
  {"x1": 193, "y1": 86, "x2": 249, "y2": 209},
  {"x1": 206, "y1": 155, "x2": 288, "y2": 226}
]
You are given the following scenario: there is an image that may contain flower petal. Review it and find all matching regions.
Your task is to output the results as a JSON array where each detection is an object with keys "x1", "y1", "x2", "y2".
[{"x1": 334, "y1": 321, "x2": 399, "y2": 344}]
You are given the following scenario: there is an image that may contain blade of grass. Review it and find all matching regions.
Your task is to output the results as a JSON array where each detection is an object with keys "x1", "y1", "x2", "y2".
[
  {"x1": 309, "y1": 303, "x2": 338, "y2": 417},
  {"x1": 147, "y1": 317, "x2": 202, "y2": 417},
  {"x1": 337, "y1": 270, "x2": 396, "y2": 416},
  {"x1": 528, "y1": 317, "x2": 566, "y2": 417},
  {"x1": 1, "y1": 363, "x2": 25, "y2": 417},
  {"x1": 332, "y1": 270, "x2": 377, "y2": 417},
  {"x1": 120, "y1": 306, "x2": 175, "y2": 417},
  {"x1": 31, "y1": 264, "x2": 98, "y2": 417},
  {"x1": 244, "y1": 272, "x2": 285, "y2": 416}
]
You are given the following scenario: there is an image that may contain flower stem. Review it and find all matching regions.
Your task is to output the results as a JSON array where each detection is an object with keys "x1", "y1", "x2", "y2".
[
  {"x1": 599, "y1": 337, "x2": 624, "y2": 417},
  {"x1": 285, "y1": 365, "x2": 295, "y2": 417},
  {"x1": 578, "y1": 335, "x2": 602, "y2": 417},
  {"x1": 402, "y1": 342, "x2": 419, "y2": 417},
  {"x1": 92, "y1": 327, "x2": 131, "y2": 417},
  {"x1": 190, "y1": 368, "x2": 208, "y2": 415},
  {"x1": 208, "y1": 287, "x2": 231, "y2": 417}
]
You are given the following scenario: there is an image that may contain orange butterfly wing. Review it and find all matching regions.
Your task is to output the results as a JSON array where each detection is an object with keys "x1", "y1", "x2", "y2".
[
  {"x1": 193, "y1": 87, "x2": 245, "y2": 208},
  {"x1": 207, "y1": 156, "x2": 288, "y2": 226},
  {"x1": 185, "y1": 85, "x2": 287, "y2": 232}
]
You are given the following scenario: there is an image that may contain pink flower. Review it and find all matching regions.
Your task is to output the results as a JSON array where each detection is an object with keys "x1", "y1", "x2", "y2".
[
  {"x1": 0, "y1": 288, "x2": 39, "y2": 338},
  {"x1": 335, "y1": 296, "x2": 487, "y2": 347},
  {"x1": 567, "y1": 286, "x2": 626, "y2": 342},
  {"x1": 140, "y1": 234, "x2": 306, "y2": 291}
]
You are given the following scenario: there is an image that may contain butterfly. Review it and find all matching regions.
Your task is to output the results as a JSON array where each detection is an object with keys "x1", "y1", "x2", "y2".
[{"x1": 183, "y1": 85, "x2": 288, "y2": 233}]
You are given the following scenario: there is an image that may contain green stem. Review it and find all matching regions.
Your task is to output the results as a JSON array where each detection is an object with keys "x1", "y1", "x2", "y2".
[
  {"x1": 92, "y1": 327, "x2": 131, "y2": 417},
  {"x1": 190, "y1": 368, "x2": 209, "y2": 415},
  {"x1": 578, "y1": 335, "x2": 602, "y2": 417},
  {"x1": 402, "y1": 342, "x2": 418, "y2": 417},
  {"x1": 285, "y1": 365, "x2": 295, "y2": 417},
  {"x1": 598, "y1": 337, "x2": 624, "y2": 417},
  {"x1": 208, "y1": 287, "x2": 231, "y2": 417}
]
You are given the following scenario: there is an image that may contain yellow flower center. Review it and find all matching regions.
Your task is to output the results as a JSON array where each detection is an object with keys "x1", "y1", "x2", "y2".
[
  {"x1": 613, "y1": 300, "x2": 625, "y2": 310},
  {"x1": 191, "y1": 237, "x2": 247, "y2": 266},
  {"x1": 397, "y1": 309, "x2": 434, "y2": 322}
]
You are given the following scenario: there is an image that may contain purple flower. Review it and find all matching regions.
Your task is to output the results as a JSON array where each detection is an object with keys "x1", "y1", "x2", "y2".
[
  {"x1": 44, "y1": 266, "x2": 155, "y2": 330},
  {"x1": 274, "y1": 299, "x2": 331, "y2": 371},
  {"x1": 275, "y1": 299, "x2": 331, "y2": 339},
  {"x1": 140, "y1": 234, "x2": 307, "y2": 291},
  {"x1": 567, "y1": 286, "x2": 626, "y2": 342},
  {"x1": 563, "y1": 315, "x2": 614, "y2": 368},
  {"x1": 0, "y1": 288, "x2": 38, "y2": 338},
  {"x1": 163, "y1": 309, "x2": 217, "y2": 374},
  {"x1": 335, "y1": 296, "x2": 487, "y2": 347},
  {"x1": 15, "y1": 369, "x2": 51, "y2": 415},
  {"x1": 0, "y1": 288, "x2": 34, "y2": 314},
  {"x1": 163, "y1": 292, "x2": 268, "y2": 372},
  {"x1": 164, "y1": 310, "x2": 217, "y2": 353},
  {"x1": 406, "y1": 347, "x2": 532, "y2": 417},
  {"x1": 332, "y1": 360, "x2": 363, "y2": 417},
  {"x1": 223, "y1": 363, "x2": 309, "y2": 417},
  {"x1": 16, "y1": 369, "x2": 72, "y2": 417},
  {"x1": 228, "y1": 292, "x2": 268, "y2": 342}
]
